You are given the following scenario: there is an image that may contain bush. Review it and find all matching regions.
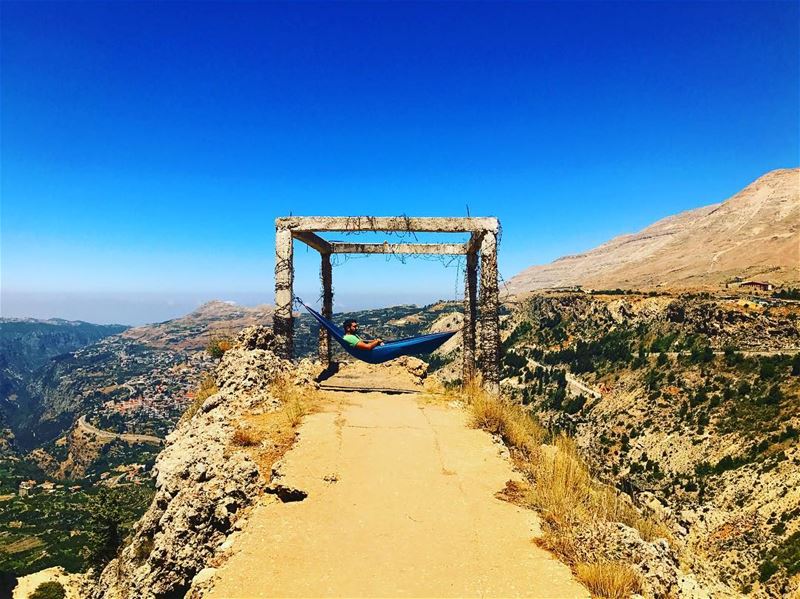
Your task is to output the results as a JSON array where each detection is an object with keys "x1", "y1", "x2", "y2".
[
  {"x1": 759, "y1": 559, "x2": 779, "y2": 582},
  {"x1": 759, "y1": 359, "x2": 777, "y2": 381},
  {"x1": 206, "y1": 337, "x2": 233, "y2": 359},
  {"x1": 723, "y1": 346, "x2": 742, "y2": 366},
  {"x1": 689, "y1": 345, "x2": 714, "y2": 364},
  {"x1": 181, "y1": 374, "x2": 218, "y2": 423},
  {"x1": 563, "y1": 394, "x2": 586, "y2": 414},
  {"x1": 575, "y1": 562, "x2": 641, "y2": 599},
  {"x1": 650, "y1": 332, "x2": 678, "y2": 353},
  {"x1": 773, "y1": 288, "x2": 800, "y2": 300},
  {"x1": 764, "y1": 385, "x2": 783, "y2": 406},
  {"x1": 771, "y1": 531, "x2": 800, "y2": 577},
  {"x1": 502, "y1": 321, "x2": 532, "y2": 350},
  {"x1": 427, "y1": 352, "x2": 453, "y2": 372},
  {"x1": 502, "y1": 350, "x2": 528, "y2": 377},
  {"x1": 466, "y1": 386, "x2": 545, "y2": 458},
  {"x1": 30, "y1": 582, "x2": 66, "y2": 599},
  {"x1": 232, "y1": 427, "x2": 260, "y2": 447}
]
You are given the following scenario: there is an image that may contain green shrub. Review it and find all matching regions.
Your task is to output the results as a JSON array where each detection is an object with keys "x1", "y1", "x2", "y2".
[
  {"x1": 773, "y1": 288, "x2": 800, "y2": 300},
  {"x1": 723, "y1": 346, "x2": 742, "y2": 366},
  {"x1": 563, "y1": 394, "x2": 587, "y2": 414},
  {"x1": 427, "y1": 352, "x2": 453, "y2": 372},
  {"x1": 30, "y1": 581, "x2": 66, "y2": 599},
  {"x1": 764, "y1": 385, "x2": 783, "y2": 406},
  {"x1": 759, "y1": 560, "x2": 779, "y2": 582},
  {"x1": 689, "y1": 345, "x2": 714, "y2": 364},
  {"x1": 206, "y1": 337, "x2": 233, "y2": 359},
  {"x1": 771, "y1": 531, "x2": 800, "y2": 577},
  {"x1": 759, "y1": 359, "x2": 777, "y2": 381}
]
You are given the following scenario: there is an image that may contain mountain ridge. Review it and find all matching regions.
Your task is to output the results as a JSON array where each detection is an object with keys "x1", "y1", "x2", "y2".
[{"x1": 507, "y1": 168, "x2": 799, "y2": 293}]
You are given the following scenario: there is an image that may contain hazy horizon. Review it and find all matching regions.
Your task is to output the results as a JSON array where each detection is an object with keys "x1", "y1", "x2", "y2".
[{"x1": 0, "y1": 289, "x2": 464, "y2": 327}]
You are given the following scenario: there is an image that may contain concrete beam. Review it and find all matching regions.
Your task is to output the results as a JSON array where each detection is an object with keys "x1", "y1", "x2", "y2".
[
  {"x1": 330, "y1": 242, "x2": 466, "y2": 255},
  {"x1": 274, "y1": 228, "x2": 294, "y2": 359},
  {"x1": 293, "y1": 231, "x2": 332, "y2": 254},
  {"x1": 319, "y1": 253, "x2": 333, "y2": 366},
  {"x1": 465, "y1": 232, "x2": 486, "y2": 254},
  {"x1": 462, "y1": 252, "x2": 478, "y2": 383},
  {"x1": 276, "y1": 216, "x2": 499, "y2": 234},
  {"x1": 478, "y1": 232, "x2": 500, "y2": 392}
]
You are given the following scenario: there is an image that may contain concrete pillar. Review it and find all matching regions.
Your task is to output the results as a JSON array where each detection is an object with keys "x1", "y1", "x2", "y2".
[
  {"x1": 462, "y1": 252, "x2": 478, "y2": 383},
  {"x1": 479, "y1": 231, "x2": 500, "y2": 392},
  {"x1": 274, "y1": 228, "x2": 294, "y2": 359},
  {"x1": 319, "y1": 252, "x2": 333, "y2": 365}
]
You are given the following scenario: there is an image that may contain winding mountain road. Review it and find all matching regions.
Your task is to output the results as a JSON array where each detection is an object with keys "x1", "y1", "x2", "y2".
[{"x1": 77, "y1": 415, "x2": 163, "y2": 445}]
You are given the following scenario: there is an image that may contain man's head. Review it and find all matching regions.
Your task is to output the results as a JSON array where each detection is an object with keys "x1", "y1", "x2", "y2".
[{"x1": 343, "y1": 319, "x2": 358, "y2": 334}]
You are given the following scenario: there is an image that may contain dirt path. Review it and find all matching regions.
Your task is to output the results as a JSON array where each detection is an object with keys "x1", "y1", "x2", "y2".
[{"x1": 206, "y1": 366, "x2": 588, "y2": 598}]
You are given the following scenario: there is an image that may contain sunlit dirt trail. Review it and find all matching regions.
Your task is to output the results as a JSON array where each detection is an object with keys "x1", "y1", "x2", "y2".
[{"x1": 207, "y1": 366, "x2": 588, "y2": 598}]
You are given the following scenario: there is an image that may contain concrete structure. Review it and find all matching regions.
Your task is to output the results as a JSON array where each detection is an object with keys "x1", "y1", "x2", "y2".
[{"x1": 274, "y1": 216, "x2": 501, "y2": 390}]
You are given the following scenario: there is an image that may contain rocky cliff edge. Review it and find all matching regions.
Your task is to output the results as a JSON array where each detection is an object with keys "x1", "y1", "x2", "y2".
[{"x1": 90, "y1": 326, "x2": 315, "y2": 599}]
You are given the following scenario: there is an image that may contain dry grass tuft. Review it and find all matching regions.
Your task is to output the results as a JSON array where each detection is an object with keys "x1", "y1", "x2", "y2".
[
  {"x1": 181, "y1": 374, "x2": 218, "y2": 423},
  {"x1": 454, "y1": 377, "x2": 546, "y2": 459},
  {"x1": 530, "y1": 433, "x2": 674, "y2": 554},
  {"x1": 231, "y1": 374, "x2": 323, "y2": 478},
  {"x1": 494, "y1": 479, "x2": 533, "y2": 508},
  {"x1": 445, "y1": 377, "x2": 674, "y2": 590},
  {"x1": 284, "y1": 399, "x2": 307, "y2": 428},
  {"x1": 574, "y1": 561, "x2": 642, "y2": 599},
  {"x1": 270, "y1": 374, "x2": 319, "y2": 428},
  {"x1": 231, "y1": 427, "x2": 260, "y2": 447},
  {"x1": 418, "y1": 377, "x2": 452, "y2": 405},
  {"x1": 529, "y1": 435, "x2": 593, "y2": 528}
]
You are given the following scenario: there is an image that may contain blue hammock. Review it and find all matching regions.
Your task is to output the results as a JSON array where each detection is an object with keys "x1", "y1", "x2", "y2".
[{"x1": 297, "y1": 300, "x2": 457, "y2": 365}]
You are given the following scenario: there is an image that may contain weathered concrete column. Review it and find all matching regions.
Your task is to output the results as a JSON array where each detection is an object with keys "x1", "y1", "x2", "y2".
[
  {"x1": 478, "y1": 231, "x2": 500, "y2": 392},
  {"x1": 274, "y1": 227, "x2": 294, "y2": 359},
  {"x1": 462, "y1": 252, "x2": 478, "y2": 383},
  {"x1": 319, "y1": 252, "x2": 333, "y2": 365}
]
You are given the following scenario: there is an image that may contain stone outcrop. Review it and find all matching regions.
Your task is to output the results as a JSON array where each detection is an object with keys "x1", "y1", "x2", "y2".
[
  {"x1": 13, "y1": 566, "x2": 90, "y2": 599},
  {"x1": 90, "y1": 326, "x2": 308, "y2": 599}
]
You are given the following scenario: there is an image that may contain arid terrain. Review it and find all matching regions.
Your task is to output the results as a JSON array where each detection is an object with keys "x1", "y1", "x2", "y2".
[{"x1": 506, "y1": 168, "x2": 799, "y2": 293}]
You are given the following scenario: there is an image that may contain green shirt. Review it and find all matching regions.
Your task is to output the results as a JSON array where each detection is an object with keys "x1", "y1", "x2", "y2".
[{"x1": 342, "y1": 333, "x2": 361, "y2": 347}]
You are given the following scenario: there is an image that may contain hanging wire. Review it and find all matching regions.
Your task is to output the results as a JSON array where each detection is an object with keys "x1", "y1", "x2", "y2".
[
  {"x1": 319, "y1": 214, "x2": 513, "y2": 304},
  {"x1": 327, "y1": 244, "x2": 467, "y2": 302}
]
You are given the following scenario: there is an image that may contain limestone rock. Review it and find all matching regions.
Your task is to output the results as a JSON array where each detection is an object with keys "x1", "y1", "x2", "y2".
[
  {"x1": 390, "y1": 355, "x2": 428, "y2": 382},
  {"x1": 89, "y1": 340, "x2": 293, "y2": 599}
]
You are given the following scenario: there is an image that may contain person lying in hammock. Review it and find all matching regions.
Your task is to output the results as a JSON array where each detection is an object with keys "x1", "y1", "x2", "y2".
[{"x1": 342, "y1": 319, "x2": 383, "y2": 350}]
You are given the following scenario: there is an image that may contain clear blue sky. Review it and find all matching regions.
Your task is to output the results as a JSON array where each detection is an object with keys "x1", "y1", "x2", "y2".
[{"x1": 2, "y1": 1, "x2": 798, "y2": 324}]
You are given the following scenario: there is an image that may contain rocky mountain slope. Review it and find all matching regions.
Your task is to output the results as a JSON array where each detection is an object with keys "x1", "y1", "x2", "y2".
[
  {"x1": 1, "y1": 301, "x2": 269, "y2": 452},
  {"x1": 0, "y1": 319, "x2": 129, "y2": 454},
  {"x1": 121, "y1": 300, "x2": 273, "y2": 351},
  {"x1": 90, "y1": 326, "x2": 316, "y2": 598},
  {"x1": 0, "y1": 319, "x2": 128, "y2": 375},
  {"x1": 506, "y1": 168, "x2": 799, "y2": 293},
  {"x1": 455, "y1": 291, "x2": 800, "y2": 597}
]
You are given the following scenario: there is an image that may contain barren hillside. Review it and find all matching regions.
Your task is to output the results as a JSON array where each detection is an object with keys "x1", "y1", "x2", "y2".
[
  {"x1": 506, "y1": 168, "x2": 799, "y2": 293},
  {"x1": 121, "y1": 300, "x2": 274, "y2": 350}
]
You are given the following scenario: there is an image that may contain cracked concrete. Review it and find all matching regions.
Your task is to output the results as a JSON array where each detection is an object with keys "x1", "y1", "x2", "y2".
[{"x1": 206, "y1": 376, "x2": 588, "y2": 598}]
